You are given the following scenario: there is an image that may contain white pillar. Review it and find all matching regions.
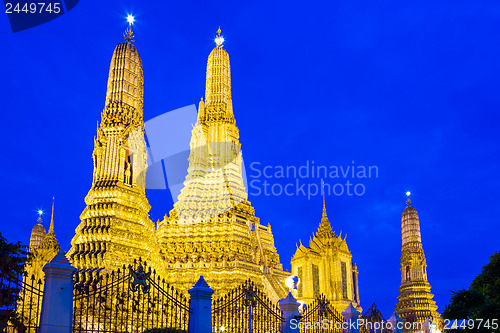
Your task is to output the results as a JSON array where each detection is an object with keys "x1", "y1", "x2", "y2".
[
  {"x1": 388, "y1": 312, "x2": 403, "y2": 333},
  {"x1": 39, "y1": 250, "x2": 76, "y2": 333},
  {"x1": 278, "y1": 292, "x2": 301, "y2": 333},
  {"x1": 342, "y1": 302, "x2": 361, "y2": 333},
  {"x1": 188, "y1": 276, "x2": 215, "y2": 333}
]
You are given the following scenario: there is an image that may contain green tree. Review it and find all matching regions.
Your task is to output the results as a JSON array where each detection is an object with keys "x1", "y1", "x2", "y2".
[
  {"x1": 0, "y1": 232, "x2": 29, "y2": 329},
  {"x1": 443, "y1": 251, "x2": 500, "y2": 332},
  {"x1": 0, "y1": 232, "x2": 28, "y2": 279}
]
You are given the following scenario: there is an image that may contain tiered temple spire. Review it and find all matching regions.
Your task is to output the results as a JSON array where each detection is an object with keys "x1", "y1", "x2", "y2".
[
  {"x1": 67, "y1": 22, "x2": 161, "y2": 272},
  {"x1": 165, "y1": 27, "x2": 248, "y2": 224},
  {"x1": 395, "y1": 193, "x2": 440, "y2": 329},
  {"x1": 157, "y1": 28, "x2": 288, "y2": 301}
]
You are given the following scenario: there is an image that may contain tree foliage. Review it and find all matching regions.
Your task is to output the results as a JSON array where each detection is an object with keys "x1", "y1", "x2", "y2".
[
  {"x1": 0, "y1": 232, "x2": 29, "y2": 329},
  {"x1": 0, "y1": 231, "x2": 28, "y2": 279},
  {"x1": 443, "y1": 251, "x2": 500, "y2": 332}
]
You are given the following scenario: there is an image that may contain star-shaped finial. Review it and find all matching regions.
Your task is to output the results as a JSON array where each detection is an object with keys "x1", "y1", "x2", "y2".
[
  {"x1": 405, "y1": 191, "x2": 411, "y2": 206},
  {"x1": 124, "y1": 14, "x2": 135, "y2": 43},
  {"x1": 126, "y1": 14, "x2": 135, "y2": 26}
]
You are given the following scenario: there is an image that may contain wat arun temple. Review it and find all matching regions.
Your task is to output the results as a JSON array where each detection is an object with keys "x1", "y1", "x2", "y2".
[{"x1": 27, "y1": 22, "x2": 441, "y2": 328}]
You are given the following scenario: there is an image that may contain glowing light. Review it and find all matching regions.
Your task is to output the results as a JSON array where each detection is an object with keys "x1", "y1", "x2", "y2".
[
  {"x1": 37, "y1": 210, "x2": 44, "y2": 216},
  {"x1": 126, "y1": 14, "x2": 135, "y2": 25},
  {"x1": 215, "y1": 35, "x2": 224, "y2": 47},
  {"x1": 406, "y1": 191, "x2": 411, "y2": 197},
  {"x1": 298, "y1": 300, "x2": 306, "y2": 313},
  {"x1": 285, "y1": 275, "x2": 300, "y2": 291},
  {"x1": 220, "y1": 326, "x2": 225, "y2": 332}
]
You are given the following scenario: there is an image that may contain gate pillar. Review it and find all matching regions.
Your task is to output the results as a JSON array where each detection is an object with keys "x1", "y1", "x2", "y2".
[
  {"x1": 342, "y1": 302, "x2": 361, "y2": 333},
  {"x1": 387, "y1": 311, "x2": 403, "y2": 333},
  {"x1": 188, "y1": 276, "x2": 215, "y2": 333},
  {"x1": 39, "y1": 250, "x2": 76, "y2": 333},
  {"x1": 278, "y1": 292, "x2": 301, "y2": 333}
]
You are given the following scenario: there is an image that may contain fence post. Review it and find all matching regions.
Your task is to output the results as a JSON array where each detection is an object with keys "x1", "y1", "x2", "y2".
[
  {"x1": 39, "y1": 250, "x2": 76, "y2": 333},
  {"x1": 278, "y1": 292, "x2": 301, "y2": 333},
  {"x1": 188, "y1": 276, "x2": 214, "y2": 333},
  {"x1": 387, "y1": 312, "x2": 403, "y2": 333},
  {"x1": 342, "y1": 302, "x2": 361, "y2": 333}
]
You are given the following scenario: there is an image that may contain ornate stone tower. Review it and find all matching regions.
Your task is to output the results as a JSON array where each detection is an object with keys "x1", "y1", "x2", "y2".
[
  {"x1": 156, "y1": 29, "x2": 288, "y2": 301},
  {"x1": 290, "y1": 188, "x2": 361, "y2": 313},
  {"x1": 395, "y1": 193, "x2": 440, "y2": 328},
  {"x1": 67, "y1": 24, "x2": 160, "y2": 272}
]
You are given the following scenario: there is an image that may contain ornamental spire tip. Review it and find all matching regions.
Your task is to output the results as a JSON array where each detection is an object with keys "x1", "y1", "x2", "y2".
[
  {"x1": 406, "y1": 191, "x2": 411, "y2": 206},
  {"x1": 49, "y1": 196, "x2": 55, "y2": 234},
  {"x1": 124, "y1": 14, "x2": 135, "y2": 43},
  {"x1": 215, "y1": 26, "x2": 224, "y2": 47}
]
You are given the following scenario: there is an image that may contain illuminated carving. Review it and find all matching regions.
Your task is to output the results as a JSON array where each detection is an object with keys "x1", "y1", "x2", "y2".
[{"x1": 291, "y1": 187, "x2": 361, "y2": 313}]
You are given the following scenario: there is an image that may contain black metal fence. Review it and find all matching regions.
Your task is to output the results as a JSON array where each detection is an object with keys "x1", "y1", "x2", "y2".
[
  {"x1": 212, "y1": 279, "x2": 284, "y2": 333},
  {"x1": 0, "y1": 271, "x2": 44, "y2": 332},
  {"x1": 73, "y1": 259, "x2": 190, "y2": 333},
  {"x1": 299, "y1": 295, "x2": 344, "y2": 333}
]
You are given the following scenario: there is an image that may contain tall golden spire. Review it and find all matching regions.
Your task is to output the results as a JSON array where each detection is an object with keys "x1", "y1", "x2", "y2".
[
  {"x1": 167, "y1": 27, "x2": 246, "y2": 224},
  {"x1": 48, "y1": 196, "x2": 54, "y2": 234},
  {"x1": 322, "y1": 181, "x2": 327, "y2": 219},
  {"x1": 157, "y1": 29, "x2": 288, "y2": 301},
  {"x1": 396, "y1": 193, "x2": 440, "y2": 325},
  {"x1": 317, "y1": 182, "x2": 334, "y2": 237},
  {"x1": 68, "y1": 20, "x2": 160, "y2": 273}
]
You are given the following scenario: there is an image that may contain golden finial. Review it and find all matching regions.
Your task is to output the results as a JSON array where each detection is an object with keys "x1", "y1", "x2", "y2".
[
  {"x1": 37, "y1": 209, "x2": 43, "y2": 224},
  {"x1": 124, "y1": 14, "x2": 135, "y2": 43},
  {"x1": 406, "y1": 191, "x2": 412, "y2": 206},
  {"x1": 322, "y1": 181, "x2": 326, "y2": 210},
  {"x1": 215, "y1": 26, "x2": 224, "y2": 47},
  {"x1": 49, "y1": 196, "x2": 55, "y2": 234},
  {"x1": 321, "y1": 181, "x2": 329, "y2": 222}
]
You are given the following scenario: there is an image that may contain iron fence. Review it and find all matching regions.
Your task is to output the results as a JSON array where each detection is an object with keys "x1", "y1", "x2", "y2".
[
  {"x1": 212, "y1": 279, "x2": 283, "y2": 333},
  {"x1": 73, "y1": 258, "x2": 190, "y2": 333},
  {"x1": 0, "y1": 271, "x2": 43, "y2": 333},
  {"x1": 299, "y1": 295, "x2": 344, "y2": 333}
]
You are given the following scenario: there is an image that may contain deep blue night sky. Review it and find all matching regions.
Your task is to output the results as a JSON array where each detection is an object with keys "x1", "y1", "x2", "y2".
[{"x1": 1, "y1": 0, "x2": 499, "y2": 318}]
